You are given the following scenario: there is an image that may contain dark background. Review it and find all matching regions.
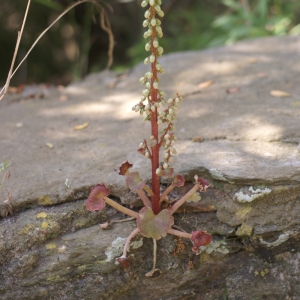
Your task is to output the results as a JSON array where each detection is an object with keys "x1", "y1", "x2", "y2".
[{"x1": 1, "y1": 0, "x2": 300, "y2": 86}]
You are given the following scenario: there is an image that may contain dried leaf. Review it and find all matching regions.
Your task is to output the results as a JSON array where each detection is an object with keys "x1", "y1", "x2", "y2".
[
  {"x1": 118, "y1": 161, "x2": 133, "y2": 176},
  {"x1": 74, "y1": 122, "x2": 89, "y2": 130},
  {"x1": 126, "y1": 171, "x2": 145, "y2": 191},
  {"x1": 161, "y1": 168, "x2": 174, "y2": 178},
  {"x1": 256, "y1": 73, "x2": 267, "y2": 78},
  {"x1": 248, "y1": 58, "x2": 258, "y2": 64},
  {"x1": 196, "y1": 177, "x2": 210, "y2": 192},
  {"x1": 173, "y1": 174, "x2": 185, "y2": 187},
  {"x1": 198, "y1": 80, "x2": 213, "y2": 89},
  {"x1": 145, "y1": 268, "x2": 162, "y2": 279},
  {"x1": 99, "y1": 221, "x2": 111, "y2": 229},
  {"x1": 84, "y1": 184, "x2": 110, "y2": 211},
  {"x1": 137, "y1": 207, "x2": 174, "y2": 240},
  {"x1": 227, "y1": 87, "x2": 239, "y2": 93},
  {"x1": 191, "y1": 230, "x2": 212, "y2": 252},
  {"x1": 192, "y1": 136, "x2": 203, "y2": 142},
  {"x1": 46, "y1": 143, "x2": 54, "y2": 149},
  {"x1": 270, "y1": 90, "x2": 291, "y2": 98}
]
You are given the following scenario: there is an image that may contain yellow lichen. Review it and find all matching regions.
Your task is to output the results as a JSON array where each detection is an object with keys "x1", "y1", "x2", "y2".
[
  {"x1": 235, "y1": 206, "x2": 252, "y2": 220},
  {"x1": 236, "y1": 223, "x2": 253, "y2": 236},
  {"x1": 22, "y1": 224, "x2": 35, "y2": 234},
  {"x1": 77, "y1": 265, "x2": 87, "y2": 271},
  {"x1": 38, "y1": 196, "x2": 52, "y2": 206},
  {"x1": 47, "y1": 275, "x2": 60, "y2": 282},
  {"x1": 41, "y1": 222, "x2": 49, "y2": 229},
  {"x1": 45, "y1": 243, "x2": 56, "y2": 249},
  {"x1": 36, "y1": 212, "x2": 47, "y2": 219}
]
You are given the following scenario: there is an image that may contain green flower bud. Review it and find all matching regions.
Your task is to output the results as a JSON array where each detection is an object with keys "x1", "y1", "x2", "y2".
[
  {"x1": 150, "y1": 54, "x2": 155, "y2": 63},
  {"x1": 144, "y1": 10, "x2": 150, "y2": 18},
  {"x1": 143, "y1": 20, "x2": 149, "y2": 27},
  {"x1": 157, "y1": 10, "x2": 164, "y2": 17},
  {"x1": 163, "y1": 162, "x2": 168, "y2": 169},
  {"x1": 156, "y1": 168, "x2": 162, "y2": 175},
  {"x1": 149, "y1": 0, "x2": 155, "y2": 6},
  {"x1": 151, "y1": 18, "x2": 156, "y2": 26},
  {"x1": 155, "y1": 5, "x2": 161, "y2": 12},
  {"x1": 146, "y1": 82, "x2": 151, "y2": 89},
  {"x1": 144, "y1": 57, "x2": 150, "y2": 64},
  {"x1": 158, "y1": 46, "x2": 164, "y2": 53},
  {"x1": 156, "y1": 63, "x2": 161, "y2": 70},
  {"x1": 145, "y1": 43, "x2": 151, "y2": 51},
  {"x1": 141, "y1": 1, "x2": 148, "y2": 7},
  {"x1": 153, "y1": 81, "x2": 158, "y2": 89},
  {"x1": 153, "y1": 39, "x2": 159, "y2": 48}
]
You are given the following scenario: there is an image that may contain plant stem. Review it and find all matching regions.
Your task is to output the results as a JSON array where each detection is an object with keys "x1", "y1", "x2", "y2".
[
  {"x1": 150, "y1": 5, "x2": 160, "y2": 215},
  {"x1": 104, "y1": 197, "x2": 138, "y2": 218},
  {"x1": 121, "y1": 227, "x2": 140, "y2": 258},
  {"x1": 167, "y1": 228, "x2": 192, "y2": 239},
  {"x1": 136, "y1": 189, "x2": 152, "y2": 207},
  {"x1": 160, "y1": 183, "x2": 175, "y2": 203},
  {"x1": 169, "y1": 183, "x2": 199, "y2": 215}
]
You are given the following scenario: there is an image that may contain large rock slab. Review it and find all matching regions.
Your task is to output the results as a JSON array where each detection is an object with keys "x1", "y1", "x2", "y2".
[{"x1": 0, "y1": 35, "x2": 300, "y2": 299}]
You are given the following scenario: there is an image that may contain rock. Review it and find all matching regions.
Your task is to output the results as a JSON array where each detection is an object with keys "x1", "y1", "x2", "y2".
[{"x1": 0, "y1": 36, "x2": 300, "y2": 299}]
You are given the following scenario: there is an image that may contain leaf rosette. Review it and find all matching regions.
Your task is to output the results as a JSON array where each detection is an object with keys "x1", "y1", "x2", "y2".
[{"x1": 137, "y1": 206, "x2": 174, "y2": 240}]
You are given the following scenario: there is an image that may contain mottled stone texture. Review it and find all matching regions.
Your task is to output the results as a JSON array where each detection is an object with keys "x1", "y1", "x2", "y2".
[{"x1": 0, "y1": 36, "x2": 300, "y2": 299}]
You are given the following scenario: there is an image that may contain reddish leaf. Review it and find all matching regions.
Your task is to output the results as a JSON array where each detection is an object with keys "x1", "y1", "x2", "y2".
[
  {"x1": 126, "y1": 171, "x2": 145, "y2": 191},
  {"x1": 84, "y1": 184, "x2": 109, "y2": 211},
  {"x1": 161, "y1": 168, "x2": 174, "y2": 178},
  {"x1": 117, "y1": 256, "x2": 130, "y2": 268},
  {"x1": 197, "y1": 178, "x2": 210, "y2": 192},
  {"x1": 118, "y1": 161, "x2": 133, "y2": 176},
  {"x1": 173, "y1": 174, "x2": 185, "y2": 187},
  {"x1": 137, "y1": 207, "x2": 174, "y2": 240},
  {"x1": 191, "y1": 230, "x2": 212, "y2": 252}
]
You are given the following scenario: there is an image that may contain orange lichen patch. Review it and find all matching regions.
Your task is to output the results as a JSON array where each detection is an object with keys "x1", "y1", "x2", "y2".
[
  {"x1": 173, "y1": 237, "x2": 185, "y2": 257},
  {"x1": 188, "y1": 260, "x2": 194, "y2": 270}
]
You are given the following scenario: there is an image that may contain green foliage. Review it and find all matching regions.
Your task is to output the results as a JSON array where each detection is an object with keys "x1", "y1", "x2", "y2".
[{"x1": 210, "y1": 0, "x2": 300, "y2": 46}]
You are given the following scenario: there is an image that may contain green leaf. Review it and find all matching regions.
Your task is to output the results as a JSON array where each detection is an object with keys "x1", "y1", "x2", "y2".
[{"x1": 137, "y1": 207, "x2": 174, "y2": 240}]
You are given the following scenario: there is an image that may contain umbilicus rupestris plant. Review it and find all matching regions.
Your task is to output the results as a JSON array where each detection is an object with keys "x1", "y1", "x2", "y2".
[{"x1": 84, "y1": 0, "x2": 212, "y2": 274}]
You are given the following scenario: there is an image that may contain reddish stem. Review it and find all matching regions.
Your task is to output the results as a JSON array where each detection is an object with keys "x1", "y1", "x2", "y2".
[{"x1": 150, "y1": 6, "x2": 160, "y2": 215}]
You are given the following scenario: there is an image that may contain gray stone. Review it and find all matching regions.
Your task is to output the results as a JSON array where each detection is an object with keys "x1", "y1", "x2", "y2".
[{"x1": 0, "y1": 35, "x2": 300, "y2": 299}]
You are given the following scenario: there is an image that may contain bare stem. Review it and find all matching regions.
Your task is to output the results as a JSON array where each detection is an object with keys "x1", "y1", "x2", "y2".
[
  {"x1": 167, "y1": 228, "x2": 192, "y2": 239},
  {"x1": 169, "y1": 183, "x2": 199, "y2": 215},
  {"x1": 104, "y1": 197, "x2": 138, "y2": 218},
  {"x1": 121, "y1": 227, "x2": 140, "y2": 258},
  {"x1": 159, "y1": 183, "x2": 175, "y2": 203},
  {"x1": 136, "y1": 189, "x2": 152, "y2": 207},
  {"x1": 149, "y1": 5, "x2": 160, "y2": 215},
  {"x1": 152, "y1": 238, "x2": 157, "y2": 270},
  {"x1": 143, "y1": 185, "x2": 154, "y2": 197}
]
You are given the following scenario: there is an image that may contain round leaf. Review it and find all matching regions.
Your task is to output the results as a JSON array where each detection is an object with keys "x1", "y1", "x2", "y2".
[
  {"x1": 137, "y1": 207, "x2": 174, "y2": 240},
  {"x1": 173, "y1": 174, "x2": 185, "y2": 187},
  {"x1": 126, "y1": 171, "x2": 145, "y2": 191},
  {"x1": 191, "y1": 230, "x2": 212, "y2": 252},
  {"x1": 84, "y1": 184, "x2": 109, "y2": 211}
]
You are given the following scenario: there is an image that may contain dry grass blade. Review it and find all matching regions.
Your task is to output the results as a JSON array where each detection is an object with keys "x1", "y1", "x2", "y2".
[
  {"x1": 0, "y1": 0, "x2": 31, "y2": 101},
  {"x1": 0, "y1": 0, "x2": 105, "y2": 101}
]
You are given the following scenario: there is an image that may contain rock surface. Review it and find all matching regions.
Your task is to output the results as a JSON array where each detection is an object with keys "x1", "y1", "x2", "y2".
[{"x1": 0, "y1": 35, "x2": 300, "y2": 299}]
